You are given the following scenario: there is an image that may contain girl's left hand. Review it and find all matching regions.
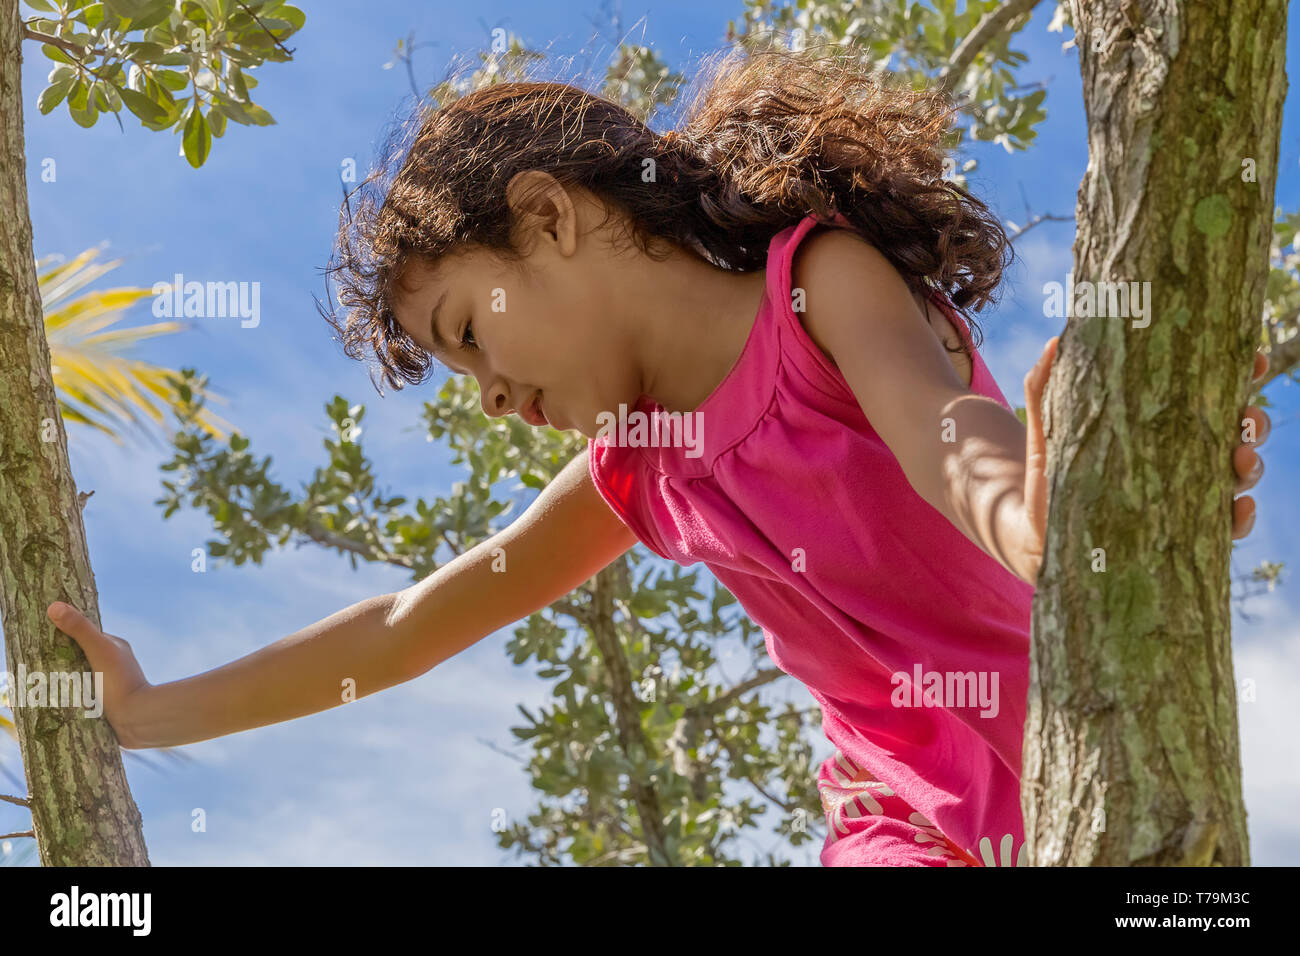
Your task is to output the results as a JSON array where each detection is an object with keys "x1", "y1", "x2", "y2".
[{"x1": 1019, "y1": 340, "x2": 1271, "y2": 584}]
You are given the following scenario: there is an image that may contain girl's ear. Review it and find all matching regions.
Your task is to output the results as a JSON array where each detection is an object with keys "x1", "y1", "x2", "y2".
[
  {"x1": 507, "y1": 170, "x2": 585, "y2": 253},
  {"x1": 506, "y1": 171, "x2": 558, "y2": 224}
]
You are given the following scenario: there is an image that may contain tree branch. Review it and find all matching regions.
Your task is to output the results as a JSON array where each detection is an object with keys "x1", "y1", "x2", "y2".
[
  {"x1": 690, "y1": 667, "x2": 786, "y2": 718},
  {"x1": 587, "y1": 563, "x2": 671, "y2": 865},
  {"x1": 233, "y1": 0, "x2": 295, "y2": 57},
  {"x1": 937, "y1": 0, "x2": 1046, "y2": 92},
  {"x1": 296, "y1": 521, "x2": 415, "y2": 570},
  {"x1": 23, "y1": 28, "x2": 101, "y2": 57},
  {"x1": 1007, "y1": 212, "x2": 1073, "y2": 242}
]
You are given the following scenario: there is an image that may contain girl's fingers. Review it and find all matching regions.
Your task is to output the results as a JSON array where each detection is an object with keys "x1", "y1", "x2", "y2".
[
  {"x1": 1022, "y1": 336, "x2": 1059, "y2": 545},
  {"x1": 1233, "y1": 444, "x2": 1263, "y2": 493},
  {"x1": 47, "y1": 602, "x2": 94, "y2": 639},
  {"x1": 1018, "y1": 345, "x2": 1263, "y2": 538},
  {"x1": 1023, "y1": 337, "x2": 1058, "y2": 423},
  {"x1": 46, "y1": 603, "x2": 113, "y2": 667},
  {"x1": 1023, "y1": 337, "x2": 1058, "y2": 456},
  {"x1": 1252, "y1": 350, "x2": 1269, "y2": 383},
  {"x1": 1232, "y1": 495, "x2": 1256, "y2": 540},
  {"x1": 1239, "y1": 404, "x2": 1271, "y2": 448}
]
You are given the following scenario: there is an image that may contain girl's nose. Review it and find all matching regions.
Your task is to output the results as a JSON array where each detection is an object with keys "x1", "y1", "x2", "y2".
[{"x1": 481, "y1": 378, "x2": 515, "y2": 419}]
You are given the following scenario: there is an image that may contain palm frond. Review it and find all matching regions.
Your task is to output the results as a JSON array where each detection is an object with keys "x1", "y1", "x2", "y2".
[
  {"x1": 44, "y1": 287, "x2": 158, "y2": 336},
  {"x1": 38, "y1": 248, "x2": 235, "y2": 444}
]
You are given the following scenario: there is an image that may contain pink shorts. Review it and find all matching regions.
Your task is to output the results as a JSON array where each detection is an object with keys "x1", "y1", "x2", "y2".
[{"x1": 817, "y1": 749, "x2": 981, "y2": 867}]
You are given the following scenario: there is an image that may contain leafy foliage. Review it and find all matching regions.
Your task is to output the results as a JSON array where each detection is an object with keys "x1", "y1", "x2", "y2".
[
  {"x1": 23, "y1": 0, "x2": 303, "y2": 166},
  {"x1": 727, "y1": 0, "x2": 1049, "y2": 183},
  {"x1": 39, "y1": 246, "x2": 234, "y2": 445},
  {"x1": 1262, "y1": 208, "x2": 1300, "y2": 391}
]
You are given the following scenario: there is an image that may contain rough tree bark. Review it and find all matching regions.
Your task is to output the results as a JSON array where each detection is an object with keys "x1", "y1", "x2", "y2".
[
  {"x1": 1023, "y1": 1, "x2": 1287, "y2": 865},
  {"x1": 0, "y1": 0, "x2": 150, "y2": 865}
]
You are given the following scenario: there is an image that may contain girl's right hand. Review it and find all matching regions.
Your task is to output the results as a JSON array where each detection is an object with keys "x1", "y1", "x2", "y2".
[
  {"x1": 46, "y1": 602, "x2": 153, "y2": 749},
  {"x1": 1019, "y1": 335, "x2": 1059, "y2": 585}
]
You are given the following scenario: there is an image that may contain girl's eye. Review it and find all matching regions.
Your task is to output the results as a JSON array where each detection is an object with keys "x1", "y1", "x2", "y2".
[{"x1": 459, "y1": 321, "x2": 477, "y2": 351}]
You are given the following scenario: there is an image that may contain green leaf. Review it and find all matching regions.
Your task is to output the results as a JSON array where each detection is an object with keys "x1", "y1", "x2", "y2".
[
  {"x1": 67, "y1": 79, "x2": 89, "y2": 110},
  {"x1": 119, "y1": 86, "x2": 173, "y2": 128},
  {"x1": 82, "y1": 3, "x2": 107, "y2": 29},
  {"x1": 256, "y1": 17, "x2": 293, "y2": 33},
  {"x1": 275, "y1": 4, "x2": 305, "y2": 31},
  {"x1": 222, "y1": 46, "x2": 259, "y2": 67},
  {"x1": 46, "y1": 63, "x2": 75, "y2": 86},
  {"x1": 194, "y1": 0, "x2": 222, "y2": 22},
  {"x1": 213, "y1": 95, "x2": 273, "y2": 126},
  {"x1": 126, "y1": 0, "x2": 175, "y2": 30},
  {"x1": 25, "y1": 0, "x2": 58, "y2": 12},
  {"x1": 213, "y1": 99, "x2": 243, "y2": 124},
  {"x1": 227, "y1": 64, "x2": 249, "y2": 100},
  {"x1": 144, "y1": 75, "x2": 177, "y2": 110},
  {"x1": 37, "y1": 73, "x2": 76, "y2": 114},
  {"x1": 69, "y1": 103, "x2": 99, "y2": 128},
  {"x1": 121, "y1": 40, "x2": 167, "y2": 60},
  {"x1": 103, "y1": 0, "x2": 168, "y2": 21},
  {"x1": 242, "y1": 102, "x2": 274, "y2": 125},
  {"x1": 41, "y1": 43, "x2": 76, "y2": 64},
  {"x1": 183, "y1": 105, "x2": 212, "y2": 167},
  {"x1": 155, "y1": 69, "x2": 189, "y2": 90},
  {"x1": 57, "y1": 31, "x2": 94, "y2": 49},
  {"x1": 207, "y1": 104, "x2": 226, "y2": 137}
]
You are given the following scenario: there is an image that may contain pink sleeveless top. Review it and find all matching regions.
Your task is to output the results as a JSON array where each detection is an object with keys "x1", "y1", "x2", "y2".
[{"x1": 587, "y1": 213, "x2": 1035, "y2": 866}]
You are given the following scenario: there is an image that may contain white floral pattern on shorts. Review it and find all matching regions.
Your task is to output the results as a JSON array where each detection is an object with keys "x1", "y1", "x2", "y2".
[{"x1": 817, "y1": 749, "x2": 1027, "y2": 866}]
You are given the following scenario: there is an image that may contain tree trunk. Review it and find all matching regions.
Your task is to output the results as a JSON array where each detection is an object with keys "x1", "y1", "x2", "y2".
[
  {"x1": 1023, "y1": 0, "x2": 1287, "y2": 866},
  {"x1": 0, "y1": 0, "x2": 149, "y2": 866}
]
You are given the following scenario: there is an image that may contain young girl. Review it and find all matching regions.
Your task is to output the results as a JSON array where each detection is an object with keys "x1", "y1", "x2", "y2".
[{"x1": 48, "y1": 46, "x2": 1271, "y2": 866}]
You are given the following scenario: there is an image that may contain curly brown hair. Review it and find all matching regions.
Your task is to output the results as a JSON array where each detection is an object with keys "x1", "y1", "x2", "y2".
[{"x1": 322, "y1": 42, "x2": 1012, "y2": 394}]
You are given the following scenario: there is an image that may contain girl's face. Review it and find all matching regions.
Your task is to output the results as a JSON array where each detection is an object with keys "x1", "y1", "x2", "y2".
[{"x1": 390, "y1": 184, "x2": 643, "y2": 438}]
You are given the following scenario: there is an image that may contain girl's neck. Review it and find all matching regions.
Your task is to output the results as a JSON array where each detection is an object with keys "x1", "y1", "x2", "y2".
[{"x1": 635, "y1": 254, "x2": 768, "y2": 415}]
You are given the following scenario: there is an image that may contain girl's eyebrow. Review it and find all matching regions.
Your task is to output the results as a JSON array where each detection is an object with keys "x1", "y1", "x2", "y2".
[
  {"x1": 426, "y1": 289, "x2": 468, "y2": 374},
  {"x1": 427, "y1": 290, "x2": 452, "y2": 357}
]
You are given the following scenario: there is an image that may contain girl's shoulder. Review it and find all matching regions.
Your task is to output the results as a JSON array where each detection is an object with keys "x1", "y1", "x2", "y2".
[{"x1": 785, "y1": 220, "x2": 973, "y2": 389}]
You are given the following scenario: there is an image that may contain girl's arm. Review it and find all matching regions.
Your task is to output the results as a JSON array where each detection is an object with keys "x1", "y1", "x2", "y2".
[
  {"x1": 385, "y1": 445, "x2": 639, "y2": 675},
  {"x1": 790, "y1": 228, "x2": 1268, "y2": 586},
  {"x1": 48, "y1": 447, "x2": 637, "y2": 748},
  {"x1": 790, "y1": 228, "x2": 1038, "y2": 582}
]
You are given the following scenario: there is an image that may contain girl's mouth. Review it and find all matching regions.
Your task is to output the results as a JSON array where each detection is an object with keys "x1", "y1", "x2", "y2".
[{"x1": 522, "y1": 391, "x2": 548, "y2": 427}]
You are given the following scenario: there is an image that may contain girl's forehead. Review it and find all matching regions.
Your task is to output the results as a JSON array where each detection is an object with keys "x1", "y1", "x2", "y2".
[
  {"x1": 388, "y1": 267, "x2": 444, "y2": 333},
  {"x1": 394, "y1": 254, "x2": 464, "y2": 304},
  {"x1": 411, "y1": 247, "x2": 497, "y2": 286}
]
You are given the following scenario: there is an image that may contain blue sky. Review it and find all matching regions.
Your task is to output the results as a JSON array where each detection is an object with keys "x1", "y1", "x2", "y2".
[{"x1": 3, "y1": 0, "x2": 1299, "y2": 866}]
